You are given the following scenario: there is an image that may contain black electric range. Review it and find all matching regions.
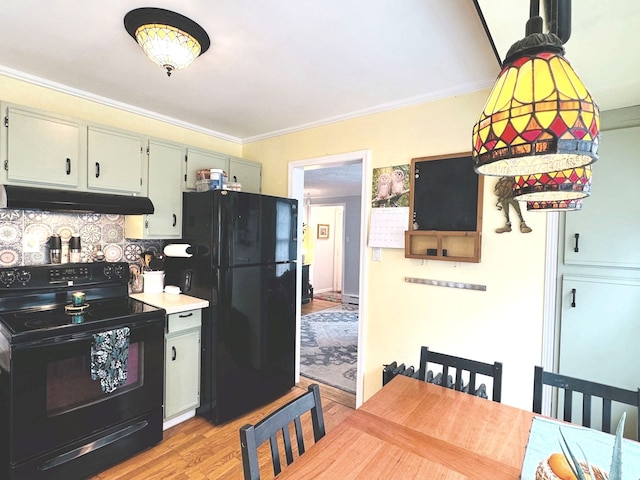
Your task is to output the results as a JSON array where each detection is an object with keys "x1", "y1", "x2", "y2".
[{"x1": 0, "y1": 262, "x2": 166, "y2": 480}]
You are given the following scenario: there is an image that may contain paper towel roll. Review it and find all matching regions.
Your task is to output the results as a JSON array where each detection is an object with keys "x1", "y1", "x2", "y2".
[{"x1": 163, "y1": 244, "x2": 193, "y2": 258}]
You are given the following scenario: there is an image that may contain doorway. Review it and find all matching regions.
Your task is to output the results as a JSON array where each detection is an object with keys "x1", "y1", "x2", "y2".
[{"x1": 289, "y1": 150, "x2": 370, "y2": 407}]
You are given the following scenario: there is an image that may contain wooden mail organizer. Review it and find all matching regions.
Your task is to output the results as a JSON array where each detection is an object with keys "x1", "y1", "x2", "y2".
[{"x1": 405, "y1": 152, "x2": 484, "y2": 263}]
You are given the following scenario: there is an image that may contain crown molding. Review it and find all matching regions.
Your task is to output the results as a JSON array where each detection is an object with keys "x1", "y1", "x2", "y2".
[
  {"x1": 0, "y1": 65, "x2": 242, "y2": 145},
  {"x1": 242, "y1": 77, "x2": 496, "y2": 143}
]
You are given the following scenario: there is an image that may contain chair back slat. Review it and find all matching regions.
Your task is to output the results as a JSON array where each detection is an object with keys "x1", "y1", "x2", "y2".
[
  {"x1": 533, "y1": 366, "x2": 640, "y2": 439},
  {"x1": 269, "y1": 434, "x2": 282, "y2": 475},
  {"x1": 563, "y1": 389, "x2": 573, "y2": 423},
  {"x1": 240, "y1": 384, "x2": 326, "y2": 480},
  {"x1": 419, "y1": 346, "x2": 503, "y2": 402},
  {"x1": 293, "y1": 417, "x2": 305, "y2": 455}
]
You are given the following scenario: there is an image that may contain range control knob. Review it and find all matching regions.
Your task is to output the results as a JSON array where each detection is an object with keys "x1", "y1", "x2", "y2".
[
  {"x1": 16, "y1": 270, "x2": 31, "y2": 285},
  {"x1": 0, "y1": 270, "x2": 16, "y2": 287},
  {"x1": 113, "y1": 264, "x2": 126, "y2": 279},
  {"x1": 103, "y1": 265, "x2": 114, "y2": 279}
]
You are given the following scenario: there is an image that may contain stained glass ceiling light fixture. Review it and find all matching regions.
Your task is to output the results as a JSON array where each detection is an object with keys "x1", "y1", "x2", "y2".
[
  {"x1": 124, "y1": 8, "x2": 210, "y2": 77},
  {"x1": 526, "y1": 198, "x2": 583, "y2": 212},
  {"x1": 512, "y1": 164, "x2": 591, "y2": 202},
  {"x1": 472, "y1": 0, "x2": 600, "y2": 177}
]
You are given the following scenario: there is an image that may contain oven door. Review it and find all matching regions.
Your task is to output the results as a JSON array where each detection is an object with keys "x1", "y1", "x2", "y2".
[{"x1": 9, "y1": 315, "x2": 164, "y2": 466}]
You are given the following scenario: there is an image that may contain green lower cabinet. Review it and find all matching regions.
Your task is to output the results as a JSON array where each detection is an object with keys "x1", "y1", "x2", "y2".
[{"x1": 164, "y1": 310, "x2": 201, "y2": 420}]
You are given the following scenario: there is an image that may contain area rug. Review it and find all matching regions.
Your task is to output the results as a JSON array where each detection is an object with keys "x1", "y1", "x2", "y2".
[{"x1": 300, "y1": 304, "x2": 358, "y2": 393}]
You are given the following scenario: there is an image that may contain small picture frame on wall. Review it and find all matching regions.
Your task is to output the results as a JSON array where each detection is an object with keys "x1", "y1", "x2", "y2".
[{"x1": 317, "y1": 224, "x2": 330, "y2": 239}]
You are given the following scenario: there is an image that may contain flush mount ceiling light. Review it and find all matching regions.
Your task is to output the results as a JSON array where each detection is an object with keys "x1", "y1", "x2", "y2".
[
  {"x1": 124, "y1": 7, "x2": 210, "y2": 76},
  {"x1": 472, "y1": 0, "x2": 600, "y2": 177}
]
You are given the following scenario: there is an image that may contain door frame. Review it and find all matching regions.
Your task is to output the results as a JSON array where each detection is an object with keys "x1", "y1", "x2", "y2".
[{"x1": 289, "y1": 150, "x2": 370, "y2": 407}]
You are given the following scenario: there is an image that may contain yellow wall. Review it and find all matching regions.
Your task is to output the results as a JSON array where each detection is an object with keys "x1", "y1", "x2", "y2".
[
  {"x1": 244, "y1": 91, "x2": 548, "y2": 409},
  {"x1": 1, "y1": 73, "x2": 548, "y2": 409}
]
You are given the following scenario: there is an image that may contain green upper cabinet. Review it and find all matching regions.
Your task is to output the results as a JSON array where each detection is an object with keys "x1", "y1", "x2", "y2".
[
  {"x1": 228, "y1": 156, "x2": 262, "y2": 193},
  {"x1": 184, "y1": 147, "x2": 228, "y2": 191},
  {"x1": 3, "y1": 105, "x2": 80, "y2": 188},
  {"x1": 125, "y1": 139, "x2": 184, "y2": 239},
  {"x1": 563, "y1": 126, "x2": 640, "y2": 269},
  {"x1": 87, "y1": 126, "x2": 145, "y2": 195}
]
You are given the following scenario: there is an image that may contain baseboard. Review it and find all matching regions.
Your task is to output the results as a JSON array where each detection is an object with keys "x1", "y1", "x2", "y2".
[
  {"x1": 163, "y1": 410, "x2": 196, "y2": 431},
  {"x1": 342, "y1": 294, "x2": 359, "y2": 305}
]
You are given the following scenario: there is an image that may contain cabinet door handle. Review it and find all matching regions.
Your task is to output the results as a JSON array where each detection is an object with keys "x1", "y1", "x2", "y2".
[
  {"x1": 172, "y1": 346, "x2": 177, "y2": 361},
  {"x1": 172, "y1": 214, "x2": 177, "y2": 227},
  {"x1": 574, "y1": 233, "x2": 580, "y2": 253},
  {"x1": 570, "y1": 288, "x2": 577, "y2": 308},
  {"x1": 179, "y1": 312, "x2": 193, "y2": 318},
  {"x1": 95, "y1": 162, "x2": 100, "y2": 178},
  {"x1": 66, "y1": 158, "x2": 71, "y2": 175}
]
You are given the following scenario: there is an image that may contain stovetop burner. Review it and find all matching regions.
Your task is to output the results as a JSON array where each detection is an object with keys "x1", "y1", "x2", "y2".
[
  {"x1": 0, "y1": 297, "x2": 162, "y2": 342},
  {"x1": 0, "y1": 262, "x2": 164, "y2": 344}
]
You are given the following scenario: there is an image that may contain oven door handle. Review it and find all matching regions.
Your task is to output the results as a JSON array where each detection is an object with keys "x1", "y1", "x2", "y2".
[{"x1": 12, "y1": 317, "x2": 163, "y2": 349}]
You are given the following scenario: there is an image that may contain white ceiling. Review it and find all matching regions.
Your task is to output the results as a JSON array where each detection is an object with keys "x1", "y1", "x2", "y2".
[
  {"x1": 476, "y1": 0, "x2": 640, "y2": 113},
  {"x1": 304, "y1": 163, "x2": 364, "y2": 199},
  {"x1": 0, "y1": 1, "x2": 637, "y2": 197},
  {"x1": 0, "y1": 1, "x2": 499, "y2": 143}
]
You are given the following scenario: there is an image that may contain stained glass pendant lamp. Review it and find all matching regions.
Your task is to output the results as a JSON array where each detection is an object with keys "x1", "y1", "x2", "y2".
[
  {"x1": 513, "y1": 164, "x2": 591, "y2": 202},
  {"x1": 526, "y1": 198, "x2": 583, "y2": 211},
  {"x1": 124, "y1": 8, "x2": 210, "y2": 76},
  {"x1": 472, "y1": 0, "x2": 600, "y2": 177}
]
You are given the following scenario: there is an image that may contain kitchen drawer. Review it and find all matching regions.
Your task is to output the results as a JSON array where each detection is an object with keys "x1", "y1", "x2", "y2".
[{"x1": 167, "y1": 309, "x2": 201, "y2": 334}]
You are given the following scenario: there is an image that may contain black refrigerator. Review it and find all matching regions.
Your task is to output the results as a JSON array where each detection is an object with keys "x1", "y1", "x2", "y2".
[{"x1": 165, "y1": 190, "x2": 298, "y2": 424}]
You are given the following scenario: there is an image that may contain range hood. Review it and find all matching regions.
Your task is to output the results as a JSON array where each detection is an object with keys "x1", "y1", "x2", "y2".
[{"x1": 0, "y1": 185, "x2": 154, "y2": 215}]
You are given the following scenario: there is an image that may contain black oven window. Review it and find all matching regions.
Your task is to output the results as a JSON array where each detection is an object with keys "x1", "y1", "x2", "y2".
[{"x1": 46, "y1": 342, "x2": 143, "y2": 416}]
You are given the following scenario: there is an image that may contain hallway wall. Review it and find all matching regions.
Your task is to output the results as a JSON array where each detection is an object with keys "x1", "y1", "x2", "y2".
[{"x1": 310, "y1": 196, "x2": 361, "y2": 300}]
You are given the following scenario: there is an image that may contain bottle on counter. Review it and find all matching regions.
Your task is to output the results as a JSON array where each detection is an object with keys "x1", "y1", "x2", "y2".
[
  {"x1": 69, "y1": 234, "x2": 81, "y2": 263},
  {"x1": 48, "y1": 234, "x2": 61, "y2": 264}
]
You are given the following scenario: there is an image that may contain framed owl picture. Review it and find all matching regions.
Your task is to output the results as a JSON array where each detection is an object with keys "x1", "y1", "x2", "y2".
[{"x1": 371, "y1": 164, "x2": 410, "y2": 207}]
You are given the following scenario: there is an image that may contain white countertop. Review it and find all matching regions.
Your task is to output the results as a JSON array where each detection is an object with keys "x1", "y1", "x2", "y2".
[{"x1": 130, "y1": 292, "x2": 209, "y2": 314}]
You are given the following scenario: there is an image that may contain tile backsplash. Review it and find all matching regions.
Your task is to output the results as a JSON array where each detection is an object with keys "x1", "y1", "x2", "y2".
[{"x1": 0, "y1": 209, "x2": 162, "y2": 267}]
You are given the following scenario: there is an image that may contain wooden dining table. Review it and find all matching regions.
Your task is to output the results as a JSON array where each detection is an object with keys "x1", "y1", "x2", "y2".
[{"x1": 277, "y1": 375, "x2": 535, "y2": 479}]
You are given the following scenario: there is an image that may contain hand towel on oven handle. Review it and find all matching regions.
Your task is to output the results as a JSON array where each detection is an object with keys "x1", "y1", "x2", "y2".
[{"x1": 90, "y1": 327, "x2": 130, "y2": 394}]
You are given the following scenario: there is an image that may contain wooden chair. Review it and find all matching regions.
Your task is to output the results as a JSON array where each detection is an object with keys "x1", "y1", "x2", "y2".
[
  {"x1": 533, "y1": 366, "x2": 640, "y2": 437},
  {"x1": 239, "y1": 384, "x2": 326, "y2": 480},
  {"x1": 419, "y1": 346, "x2": 503, "y2": 402}
]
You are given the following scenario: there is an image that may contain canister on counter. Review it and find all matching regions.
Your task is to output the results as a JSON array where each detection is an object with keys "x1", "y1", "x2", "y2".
[{"x1": 210, "y1": 169, "x2": 225, "y2": 190}]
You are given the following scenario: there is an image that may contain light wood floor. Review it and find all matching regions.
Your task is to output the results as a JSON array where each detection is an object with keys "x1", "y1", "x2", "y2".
[
  {"x1": 92, "y1": 383, "x2": 353, "y2": 479},
  {"x1": 93, "y1": 298, "x2": 355, "y2": 479},
  {"x1": 301, "y1": 297, "x2": 336, "y2": 315}
]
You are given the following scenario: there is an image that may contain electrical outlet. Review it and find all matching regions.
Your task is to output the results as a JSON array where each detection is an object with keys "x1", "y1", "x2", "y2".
[{"x1": 372, "y1": 247, "x2": 382, "y2": 261}]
